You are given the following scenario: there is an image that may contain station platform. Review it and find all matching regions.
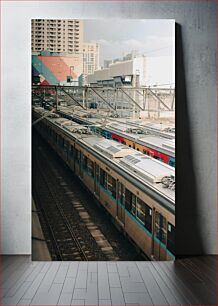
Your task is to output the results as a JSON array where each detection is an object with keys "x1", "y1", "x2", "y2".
[{"x1": 32, "y1": 200, "x2": 51, "y2": 261}]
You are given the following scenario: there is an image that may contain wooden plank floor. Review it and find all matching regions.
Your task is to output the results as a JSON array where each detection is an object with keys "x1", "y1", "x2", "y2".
[{"x1": 0, "y1": 256, "x2": 217, "y2": 305}]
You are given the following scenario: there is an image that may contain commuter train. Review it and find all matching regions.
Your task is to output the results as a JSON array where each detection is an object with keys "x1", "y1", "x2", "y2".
[
  {"x1": 33, "y1": 108, "x2": 175, "y2": 260},
  {"x1": 57, "y1": 109, "x2": 176, "y2": 168}
]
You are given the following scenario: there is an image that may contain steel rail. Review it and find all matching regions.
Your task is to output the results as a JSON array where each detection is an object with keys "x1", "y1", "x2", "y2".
[
  {"x1": 33, "y1": 182, "x2": 64, "y2": 260},
  {"x1": 36, "y1": 154, "x2": 89, "y2": 261}
]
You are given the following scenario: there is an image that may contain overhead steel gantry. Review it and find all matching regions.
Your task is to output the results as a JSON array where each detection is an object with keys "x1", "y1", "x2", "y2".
[{"x1": 32, "y1": 85, "x2": 175, "y2": 115}]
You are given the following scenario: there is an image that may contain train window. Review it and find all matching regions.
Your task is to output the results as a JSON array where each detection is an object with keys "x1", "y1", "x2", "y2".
[
  {"x1": 57, "y1": 134, "x2": 60, "y2": 145},
  {"x1": 154, "y1": 211, "x2": 167, "y2": 245},
  {"x1": 107, "y1": 132, "x2": 112, "y2": 139},
  {"x1": 145, "y1": 207, "x2": 152, "y2": 232},
  {"x1": 132, "y1": 194, "x2": 136, "y2": 215},
  {"x1": 107, "y1": 174, "x2": 116, "y2": 199},
  {"x1": 100, "y1": 168, "x2": 107, "y2": 189},
  {"x1": 64, "y1": 140, "x2": 69, "y2": 152},
  {"x1": 118, "y1": 182, "x2": 125, "y2": 205},
  {"x1": 83, "y1": 155, "x2": 88, "y2": 171},
  {"x1": 169, "y1": 158, "x2": 175, "y2": 167},
  {"x1": 136, "y1": 148, "x2": 139, "y2": 151},
  {"x1": 125, "y1": 189, "x2": 136, "y2": 215},
  {"x1": 58, "y1": 135, "x2": 63, "y2": 147},
  {"x1": 136, "y1": 198, "x2": 145, "y2": 223},
  {"x1": 95, "y1": 164, "x2": 100, "y2": 182},
  {"x1": 75, "y1": 149, "x2": 80, "y2": 163},
  {"x1": 129, "y1": 145, "x2": 132, "y2": 148},
  {"x1": 122, "y1": 141, "x2": 126, "y2": 145},
  {"x1": 154, "y1": 156, "x2": 164, "y2": 162},
  {"x1": 54, "y1": 132, "x2": 58, "y2": 142},
  {"x1": 87, "y1": 159, "x2": 94, "y2": 177},
  {"x1": 167, "y1": 222, "x2": 175, "y2": 255},
  {"x1": 70, "y1": 145, "x2": 74, "y2": 156}
]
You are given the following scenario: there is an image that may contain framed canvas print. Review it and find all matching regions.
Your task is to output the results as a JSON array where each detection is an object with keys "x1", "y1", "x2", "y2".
[{"x1": 32, "y1": 19, "x2": 175, "y2": 261}]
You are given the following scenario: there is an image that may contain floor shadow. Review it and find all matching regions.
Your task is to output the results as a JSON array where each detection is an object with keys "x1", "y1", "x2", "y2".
[{"x1": 175, "y1": 23, "x2": 205, "y2": 257}]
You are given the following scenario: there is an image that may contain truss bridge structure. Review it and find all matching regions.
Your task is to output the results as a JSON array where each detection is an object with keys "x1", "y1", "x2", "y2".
[{"x1": 32, "y1": 85, "x2": 175, "y2": 119}]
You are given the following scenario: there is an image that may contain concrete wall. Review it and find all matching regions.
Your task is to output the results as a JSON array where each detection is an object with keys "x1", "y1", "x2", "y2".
[
  {"x1": 93, "y1": 68, "x2": 111, "y2": 81},
  {"x1": 1, "y1": 1, "x2": 217, "y2": 255},
  {"x1": 109, "y1": 60, "x2": 134, "y2": 77},
  {"x1": 32, "y1": 54, "x2": 83, "y2": 85}
]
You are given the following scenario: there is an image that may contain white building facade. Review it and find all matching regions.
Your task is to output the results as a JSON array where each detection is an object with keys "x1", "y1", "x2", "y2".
[{"x1": 87, "y1": 56, "x2": 174, "y2": 88}]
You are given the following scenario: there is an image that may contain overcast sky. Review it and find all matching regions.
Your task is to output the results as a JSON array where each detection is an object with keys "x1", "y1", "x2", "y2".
[{"x1": 84, "y1": 19, "x2": 175, "y2": 66}]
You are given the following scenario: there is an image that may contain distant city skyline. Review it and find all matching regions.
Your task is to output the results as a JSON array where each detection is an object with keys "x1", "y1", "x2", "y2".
[{"x1": 84, "y1": 19, "x2": 175, "y2": 66}]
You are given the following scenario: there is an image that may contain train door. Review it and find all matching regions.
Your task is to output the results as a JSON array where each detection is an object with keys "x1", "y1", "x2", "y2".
[
  {"x1": 152, "y1": 210, "x2": 167, "y2": 260},
  {"x1": 117, "y1": 182, "x2": 125, "y2": 226},
  {"x1": 149, "y1": 151, "x2": 155, "y2": 158},
  {"x1": 77, "y1": 150, "x2": 83, "y2": 178},
  {"x1": 94, "y1": 163, "x2": 100, "y2": 197},
  {"x1": 79, "y1": 152, "x2": 83, "y2": 179},
  {"x1": 167, "y1": 222, "x2": 175, "y2": 258},
  {"x1": 64, "y1": 139, "x2": 69, "y2": 162}
]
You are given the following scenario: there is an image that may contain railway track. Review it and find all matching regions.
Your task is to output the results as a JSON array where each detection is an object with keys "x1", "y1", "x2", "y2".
[
  {"x1": 33, "y1": 131, "x2": 145, "y2": 261},
  {"x1": 33, "y1": 147, "x2": 108, "y2": 261},
  {"x1": 34, "y1": 160, "x2": 89, "y2": 260}
]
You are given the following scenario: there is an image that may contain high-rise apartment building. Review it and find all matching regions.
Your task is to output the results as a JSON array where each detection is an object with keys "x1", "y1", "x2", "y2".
[
  {"x1": 82, "y1": 42, "x2": 99, "y2": 75},
  {"x1": 31, "y1": 19, "x2": 84, "y2": 54},
  {"x1": 32, "y1": 19, "x2": 100, "y2": 79}
]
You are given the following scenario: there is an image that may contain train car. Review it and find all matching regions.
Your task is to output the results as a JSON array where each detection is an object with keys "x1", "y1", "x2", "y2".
[
  {"x1": 105, "y1": 123, "x2": 175, "y2": 167},
  {"x1": 57, "y1": 109, "x2": 176, "y2": 167},
  {"x1": 125, "y1": 121, "x2": 175, "y2": 138},
  {"x1": 33, "y1": 108, "x2": 175, "y2": 260}
]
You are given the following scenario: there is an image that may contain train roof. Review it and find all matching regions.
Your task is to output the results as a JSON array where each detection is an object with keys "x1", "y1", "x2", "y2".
[
  {"x1": 137, "y1": 136, "x2": 175, "y2": 156},
  {"x1": 78, "y1": 137, "x2": 175, "y2": 203},
  {"x1": 35, "y1": 107, "x2": 175, "y2": 156},
  {"x1": 119, "y1": 152, "x2": 174, "y2": 184},
  {"x1": 94, "y1": 139, "x2": 134, "y2": 158},
  {"x1": 34, "y1": 109, "x2": 175, "y2": 206},
  {"x1": 57, "y1": 107, "x2": 175, "y2": 137},
  {"x1": 104, "y1": 126, "x2": 175, "y2": 157}
]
